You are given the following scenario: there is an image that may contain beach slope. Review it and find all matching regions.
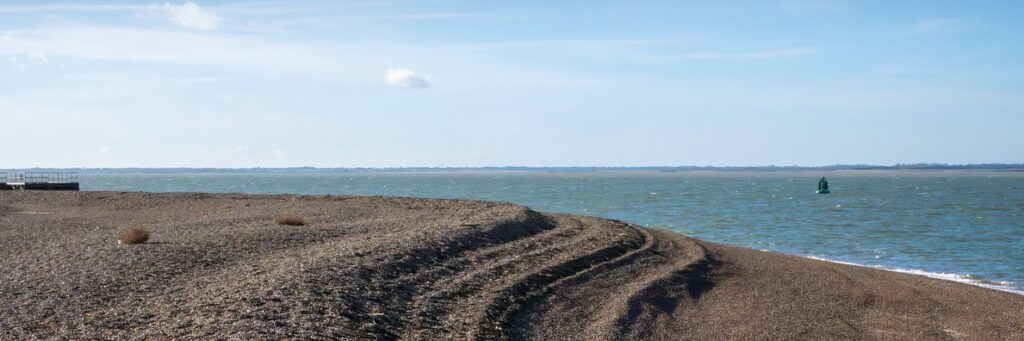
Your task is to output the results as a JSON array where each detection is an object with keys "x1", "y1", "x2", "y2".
[{"x1": 1, "y1": 192, "x2": 1021, "y2": 339}]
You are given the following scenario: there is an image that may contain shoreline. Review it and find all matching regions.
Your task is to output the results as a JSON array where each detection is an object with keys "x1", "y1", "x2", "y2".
[
  {"x1": 2, "y1": 191, "x2": 1022, "y2": 339},
  {"x1": 800, "y1": 255, "x2": 1024, "y2": 296}
]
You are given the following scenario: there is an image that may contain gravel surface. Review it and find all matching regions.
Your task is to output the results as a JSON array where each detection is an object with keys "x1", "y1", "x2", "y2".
[{"x1": 1, "y1": 191, "x2": 1021, "y2": 340}]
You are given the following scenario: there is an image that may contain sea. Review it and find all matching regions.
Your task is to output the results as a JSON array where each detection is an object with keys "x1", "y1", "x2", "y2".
[{"x1": 80, "y1": 171, "x2": 1024, "y2": 294}]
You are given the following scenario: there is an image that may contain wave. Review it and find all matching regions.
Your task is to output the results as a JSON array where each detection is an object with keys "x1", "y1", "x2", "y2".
[{"x1": 803, "y1": 255, "x2": 1024, "y2": 296}]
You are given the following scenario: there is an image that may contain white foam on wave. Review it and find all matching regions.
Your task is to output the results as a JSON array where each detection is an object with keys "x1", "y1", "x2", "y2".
[{"x1": 803, "y1": 256, "x2": 1024, "y2": 296}]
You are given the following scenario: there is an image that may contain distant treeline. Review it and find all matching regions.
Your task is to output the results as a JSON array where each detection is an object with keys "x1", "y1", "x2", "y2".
[{"x1": 2, "y1": 164, "x2": 1023, "y2": 174}]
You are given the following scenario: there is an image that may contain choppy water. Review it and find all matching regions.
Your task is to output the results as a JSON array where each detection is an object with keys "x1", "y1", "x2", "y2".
[{"x1": 81, "y1": 171, "x2": 1024, "y2": 294}]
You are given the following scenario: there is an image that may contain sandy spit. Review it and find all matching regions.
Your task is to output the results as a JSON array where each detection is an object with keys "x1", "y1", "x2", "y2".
[{"x1": 0, "y1": 191, "x2": 1021, "y2": 340}]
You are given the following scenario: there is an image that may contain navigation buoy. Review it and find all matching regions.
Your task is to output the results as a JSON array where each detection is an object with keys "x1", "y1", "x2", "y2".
[{"x1": 816, "y1": 177, "x2": 831, "y2": 194}]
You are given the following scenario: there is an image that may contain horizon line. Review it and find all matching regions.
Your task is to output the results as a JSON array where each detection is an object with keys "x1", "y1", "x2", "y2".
[{"x1": 3, "y1": 163, "x2": 1024, "y2": 172}]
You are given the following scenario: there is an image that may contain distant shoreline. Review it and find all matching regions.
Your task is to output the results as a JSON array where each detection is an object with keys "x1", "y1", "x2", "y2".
[{"x1": 3, "y1": 164, "x2": 1024, "y2": 174}]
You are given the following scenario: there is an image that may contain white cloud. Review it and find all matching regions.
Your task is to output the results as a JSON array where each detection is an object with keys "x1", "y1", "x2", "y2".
[
  {"x1": 385, "y1": 68, "x2": 430, "y2": 88},
  {"x1": 28, "y1": 52, "x2": 48, "y2": 64},
  {"x1": 161, "y1": 2, "x2": 222, "y2": 30},
  {"x1": 463, "y1": 39, "x2": 813, "y2": 63},
  {"x1": 6, "y1": 53, "x2": 48, "y2": 69}
]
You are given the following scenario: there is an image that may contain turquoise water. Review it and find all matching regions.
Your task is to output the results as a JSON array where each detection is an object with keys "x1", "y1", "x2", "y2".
[{"x1": 81, "y1": 171, "x2": 1024, "y2": 293}]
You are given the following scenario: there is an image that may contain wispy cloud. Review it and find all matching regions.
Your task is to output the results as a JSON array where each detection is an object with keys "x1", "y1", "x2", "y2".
[
  {"x1": 385, "y1": 68, "x2": 430, "y2": 88},
  {"x1": 911, "y1": 18, "x2": 969, "y2": 34},
  {"x1": 27, "y1": 52, "x2": 48, "y2": 63},
  {"x1": 0, "y1": 4, "x2": 144, "y2": 13},
  {"x1": 0, "y1": 2, "x2": 223, "y2": 31},
  {"x1": 158, "y1": 2, "x2": 222, "y2": 30},
  {"x1": 779, "y1": 0, "x2": 846, "y2": 13},
  {"x1": 0, "y1": 1, "x2": 516, "y2": 24},
  {"x1": 0, "y1": 26, "x2": 336, "y2": 71},
  {"x1": 0, "y1": 25, "x2": 598, "y2": 89},
  {"x1": 672, "y1": 47, "x2": 816, "y2": 61},
  {"x1": 6, "y1": 52, "x2": 50, "y2": 69},
  {"x1": 462, "y1": 38, "x2": 812, "y2": 63}
]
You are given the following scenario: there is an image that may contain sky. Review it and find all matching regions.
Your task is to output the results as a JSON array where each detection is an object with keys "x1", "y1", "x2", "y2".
[{"x1": 1, "y1": 0, "x2": 1022, "y2": 168}]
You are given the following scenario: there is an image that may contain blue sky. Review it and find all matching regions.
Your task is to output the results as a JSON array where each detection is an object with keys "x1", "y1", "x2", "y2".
[{"x1": 1, "y1": 0, "x2": 1021, "y2": 168}]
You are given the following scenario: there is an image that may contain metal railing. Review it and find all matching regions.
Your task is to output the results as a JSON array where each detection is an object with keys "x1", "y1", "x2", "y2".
[{"x1": 2, "y1": 172, "x2": 78, "y2": 184}]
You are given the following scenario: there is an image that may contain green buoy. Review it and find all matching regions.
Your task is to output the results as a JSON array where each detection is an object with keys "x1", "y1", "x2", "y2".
[{"x1": 816, "y1": 177, "x2": 831, "y2": 194}]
